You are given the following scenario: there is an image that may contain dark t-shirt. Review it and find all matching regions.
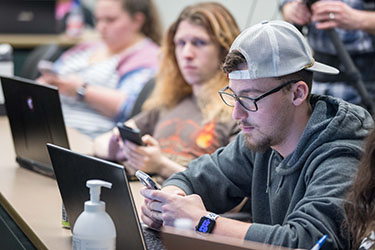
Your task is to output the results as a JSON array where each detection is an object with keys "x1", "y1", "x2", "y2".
[{"x1": 133, "y1": 96, "x2": 239, "y2": 166}]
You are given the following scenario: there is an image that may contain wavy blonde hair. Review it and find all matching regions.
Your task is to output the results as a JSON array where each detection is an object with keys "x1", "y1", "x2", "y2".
[{"x1": 143, "y1": 2, "x2": 240, "y2": 122}]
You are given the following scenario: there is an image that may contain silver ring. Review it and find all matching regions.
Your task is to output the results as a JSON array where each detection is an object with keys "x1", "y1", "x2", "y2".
[{"x1": 329, "y1": 12, "x2": 335, "y2": 20}]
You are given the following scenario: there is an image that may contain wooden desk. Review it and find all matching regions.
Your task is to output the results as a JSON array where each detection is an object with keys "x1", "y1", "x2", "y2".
[
  {"x1": 0, "y1": 29, "x2": 99, "y2": 76},
  {"x1": 0, "y1": 30, "x2": 99, "y2": 48},
  {"x1": 0, "y1": 116, "x2": 144, "y2": 249}
]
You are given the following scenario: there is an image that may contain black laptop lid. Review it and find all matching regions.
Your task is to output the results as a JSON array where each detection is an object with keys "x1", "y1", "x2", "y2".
[
  {"x1": 0, "y1": 0, "x2": 60, "y2": 34},
  {"x1": 47, "y1": 144, "x2": 148, "y2": 250},
  {"x1": 1, "y1": 76, "x2": 69, "y2": 176}
]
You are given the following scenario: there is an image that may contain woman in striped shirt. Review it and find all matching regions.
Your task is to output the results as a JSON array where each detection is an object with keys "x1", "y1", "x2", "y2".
[{"x1": 38, "y1": 0, "x2": 162, "y2": 138}]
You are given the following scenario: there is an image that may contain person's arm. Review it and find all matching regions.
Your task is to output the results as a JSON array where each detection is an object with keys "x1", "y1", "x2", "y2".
[
  {"x1": 78, "y1": 84, "x2": 127, "y2": 117},
  {"x1": 123, "y1": 134, "x2": 186, "y2": 178},
  {"x1": 93, "y1": 119, "x2": 137, "y2": 160},
  {"x1": 77, "y1": 68, "x2": 155, "y2": 118},
  {"x1": 140, "y1": 187, "x2": 250, "y2": 239},
  {"x1": 163, "y1": 134, "x2": 252, "y2": 213},
  {"x1": 280, "y1": 0, "x2": 311, "y2": 26},
  {"x1": 311, "y1": 1, "x2": 375, "y2": 34},
  {"x1": 38, "y1": 72, "x2": 126, "y2": 117},
  {"x1": 243, "y1": 153, "x2": 357, "y2": 249}
]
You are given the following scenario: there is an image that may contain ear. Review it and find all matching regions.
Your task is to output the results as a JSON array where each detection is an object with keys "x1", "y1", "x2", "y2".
[
  {"x1": 132, "y1": 12, "x2": 145, "y2": 32},
  {"x1": 291, "y1": 81, "x2": 309, "y2": 106}
]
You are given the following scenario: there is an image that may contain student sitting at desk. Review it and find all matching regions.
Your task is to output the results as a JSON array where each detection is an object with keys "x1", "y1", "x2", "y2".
[
  {"x1": 56, "y1": 0, "x2": 95, "y2": 36},
  {"x1": 93, "y1": 2, "x2": 241, "y2": 180},
  {"x1": 38, "y1": 0, "x2": 162, "y2": 138},
  {"x1": 139, "y1": 20, "x2": 373, "y2": 249}
]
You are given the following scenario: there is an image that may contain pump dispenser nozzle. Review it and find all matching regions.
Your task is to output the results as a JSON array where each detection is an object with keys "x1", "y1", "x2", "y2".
[{"x1": 85, "y1": 179, "x2": 112, "y2": 212}]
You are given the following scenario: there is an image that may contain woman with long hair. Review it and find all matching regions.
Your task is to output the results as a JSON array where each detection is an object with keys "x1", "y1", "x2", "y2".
[{"x1": 94, "y1": 2, "x2": 241, "y2": 180}]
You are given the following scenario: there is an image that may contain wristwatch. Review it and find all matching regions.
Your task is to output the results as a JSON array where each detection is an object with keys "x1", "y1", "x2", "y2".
[
  {"x1": 76, "y1": 83, "x2": 88, "y2": 101},
  {"x1": 195, "y1": 212, "x2": 219, "y2": 233}
]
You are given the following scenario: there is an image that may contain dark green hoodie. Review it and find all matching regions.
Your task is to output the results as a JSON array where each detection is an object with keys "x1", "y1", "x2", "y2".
[{"x1": 163, "y1": 95, "x2": 373, "y2": 250}]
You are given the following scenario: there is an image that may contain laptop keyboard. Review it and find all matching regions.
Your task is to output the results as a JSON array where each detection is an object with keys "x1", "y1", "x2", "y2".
[{"x1": 142, "y1": 226, "x2": 165, "y2": 250}]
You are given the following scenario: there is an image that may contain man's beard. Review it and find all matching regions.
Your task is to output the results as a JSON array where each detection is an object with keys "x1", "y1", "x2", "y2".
[{"x1": 243, "y1": 133, "x2": 271, "y2": 153}]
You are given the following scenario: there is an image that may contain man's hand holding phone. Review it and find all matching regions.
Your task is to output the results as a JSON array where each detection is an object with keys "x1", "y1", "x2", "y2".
[
  {"x1": 140, "y1": 183, "x2": 207, "y2": 230},
  {"x1": 135, "y1": 170, "x2": 160, "y2": 190}
]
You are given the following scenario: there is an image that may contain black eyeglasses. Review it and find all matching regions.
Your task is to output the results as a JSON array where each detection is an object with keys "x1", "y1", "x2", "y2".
[{"x1": 218, "y1": 80, "x2": 301, "y2": 112}]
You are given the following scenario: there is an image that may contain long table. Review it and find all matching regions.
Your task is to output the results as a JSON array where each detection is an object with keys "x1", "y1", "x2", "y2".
[{"x1": 0, "y1": 116, "x2": 143, "y2": 249}]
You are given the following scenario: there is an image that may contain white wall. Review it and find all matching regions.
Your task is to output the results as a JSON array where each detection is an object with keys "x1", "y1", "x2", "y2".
[
  {"x1": 153, "y1": 0, "x2": 282, "y2": 31},
  {"x1": 83, "y1": 0, "x2": 282, "y2": 31}
]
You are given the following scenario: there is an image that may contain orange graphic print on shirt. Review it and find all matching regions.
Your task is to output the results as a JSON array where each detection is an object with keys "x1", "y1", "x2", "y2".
[
  {"x1": 156, "y1": 119, "x2": 219, "y2": 166},
  {"x1": 196, "y1": 121, "x2": 215, "y2": 148}
]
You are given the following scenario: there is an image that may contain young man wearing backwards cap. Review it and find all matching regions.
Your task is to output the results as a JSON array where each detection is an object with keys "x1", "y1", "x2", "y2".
[{"x1": 140, "y1": 20, "x2": 373, "y2": 249}]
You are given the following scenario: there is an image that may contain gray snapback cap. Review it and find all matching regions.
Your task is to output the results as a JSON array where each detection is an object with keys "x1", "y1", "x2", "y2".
[{"x1": 228, "y1": 20, "x2": 339, "y2": 80}]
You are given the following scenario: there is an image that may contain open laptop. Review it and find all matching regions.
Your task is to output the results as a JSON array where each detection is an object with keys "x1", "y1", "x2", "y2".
[
  {"x1": 1, "y1": 76, "x2": 70, "y2": 177},
  {"x1": 0, "y1": 0, "x2": 60, "y2": 34},
  {"x1": 47, "y1": 143, "x2": 164, "y2": 250}
]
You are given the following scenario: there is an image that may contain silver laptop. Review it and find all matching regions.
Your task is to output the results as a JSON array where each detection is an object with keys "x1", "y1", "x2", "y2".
[
  {"x1": 47, "y1": 143, "x2": 164, "y2": 250},
  {"x1": 1, "y1": 76, "x2": 70, "y2": 177}
]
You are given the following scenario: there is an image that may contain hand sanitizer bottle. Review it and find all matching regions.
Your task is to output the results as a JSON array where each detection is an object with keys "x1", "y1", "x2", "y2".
[{"x1": 72, "y1": 180, "x2": 116, "y2": 250}]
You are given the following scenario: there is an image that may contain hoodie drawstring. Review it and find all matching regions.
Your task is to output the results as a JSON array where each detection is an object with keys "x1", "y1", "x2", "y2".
[
  {"x1": 275, "y1": 176, "x2": 284, "y2": 194},
  {"x1": 266, "y1": 151, "x2": 275, "y2": 193}
]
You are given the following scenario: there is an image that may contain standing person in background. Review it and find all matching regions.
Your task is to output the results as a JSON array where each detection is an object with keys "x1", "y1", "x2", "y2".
[
  {"x1": 280, "y1": 0, "x2": 375, "y2": 106},
  {"x1": 56, "y1": 0, "x2": 95, "y2": 35},
  {"x1": 94, "y1": 2, "x2": 240, "y2": 181},
  {"x1": 345, "y1": 128, "x2": 375, "y2": 250},
  {"x1": 139, "y1": 20, "x2": 373, "y2": 249},
  {"x1": 38, "y1": 0, "x2": 162, "y2": 138}
]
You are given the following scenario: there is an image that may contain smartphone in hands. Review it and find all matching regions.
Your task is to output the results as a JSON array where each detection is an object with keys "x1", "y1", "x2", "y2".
[
  {"x1": 135, "y1": 170, "x2": 160, "y2": 190},
  {"x1": 117, "y1": 123, "x2": 145, "y2": 146},
  {"x1": 37, "y1": 60, "x2": 57, "y2": 75}
]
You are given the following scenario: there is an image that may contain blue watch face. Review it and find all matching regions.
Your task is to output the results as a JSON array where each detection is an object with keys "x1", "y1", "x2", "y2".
[{"x1": 196, "y1": 217, "x2": 215, "y2": 233}]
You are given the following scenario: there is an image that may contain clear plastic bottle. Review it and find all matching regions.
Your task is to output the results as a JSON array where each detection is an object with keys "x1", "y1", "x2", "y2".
[
  {"x1": 65, "y1": 5, "x2": 84, "y2": 38},
  {"x1": 72, "y1": 180, "x2": 116, "y2": 250}
]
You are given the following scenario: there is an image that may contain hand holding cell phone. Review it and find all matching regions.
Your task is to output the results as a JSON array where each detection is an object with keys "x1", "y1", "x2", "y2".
[
  {"x1": 135, "y1": 170, "x2": 160, "y2": 190},
  {"x1": 38, "y1": 60, "x2": 57, "y2": 75},
  {"x1": 117, "y1": 123, "x2": 145, "y2": 146}
]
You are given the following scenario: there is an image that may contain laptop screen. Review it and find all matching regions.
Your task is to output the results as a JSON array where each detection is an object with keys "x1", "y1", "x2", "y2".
[
  {"x1": 47, "y1": 144, "x2": 157, "y2": 250},
  {"x1": 1, "y1": 76, "x2": 69, "y2": 176},
  {"x1": 0, "y1": 0, "x2": 59, "y2": 34}
]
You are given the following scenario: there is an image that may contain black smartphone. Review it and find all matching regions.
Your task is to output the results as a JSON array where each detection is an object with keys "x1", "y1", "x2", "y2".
[
  {"x1": 37, "y1": 60, "x2": 57, "y2": 75},
  {"x1": 117, "y1": 123, "x2": 144, "y2": 146},
  {"x1": 135, "y1": 170, "x2": 160, "y2": 190}
]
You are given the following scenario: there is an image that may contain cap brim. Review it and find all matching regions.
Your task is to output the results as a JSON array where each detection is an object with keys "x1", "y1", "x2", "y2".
[{"x1": 306, "y1": 61, "x2": 339, "y2": 75}]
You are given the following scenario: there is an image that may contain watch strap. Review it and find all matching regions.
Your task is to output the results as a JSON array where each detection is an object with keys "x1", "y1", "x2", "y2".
[
  {"x1": 76, "y1": 82, "x2": 88, "y2": 101},
  {"x1": 206, "y1": 212, "x2": 219, "y2": 221}
]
